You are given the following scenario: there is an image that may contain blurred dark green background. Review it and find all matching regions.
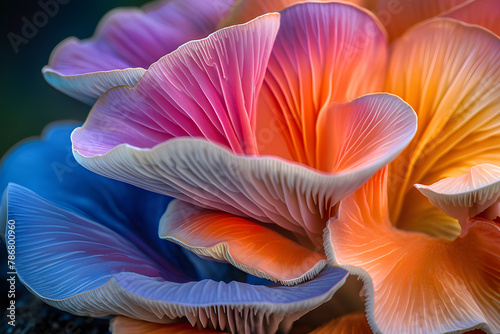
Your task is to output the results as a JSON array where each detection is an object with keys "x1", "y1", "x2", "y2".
[
  {"x1": 1, "y1": 2, "x2": 149, "y2": 330},
  {"x1": 1, "y1": 0, "x2": 150, "y2": 159}
]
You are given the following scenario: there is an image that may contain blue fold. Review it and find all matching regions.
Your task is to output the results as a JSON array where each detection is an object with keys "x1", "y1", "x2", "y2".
[{"x1": 0, "y1": 123, "x2": 349, "y2": 329}]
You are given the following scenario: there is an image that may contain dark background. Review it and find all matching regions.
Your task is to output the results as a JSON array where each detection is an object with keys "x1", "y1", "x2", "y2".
[
  {"x1": 1, "y1": 0, "x2": 150, "y2": 158},
  {"x1": 1, "y1": 1, "x2": 149, "y2": 331}
]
